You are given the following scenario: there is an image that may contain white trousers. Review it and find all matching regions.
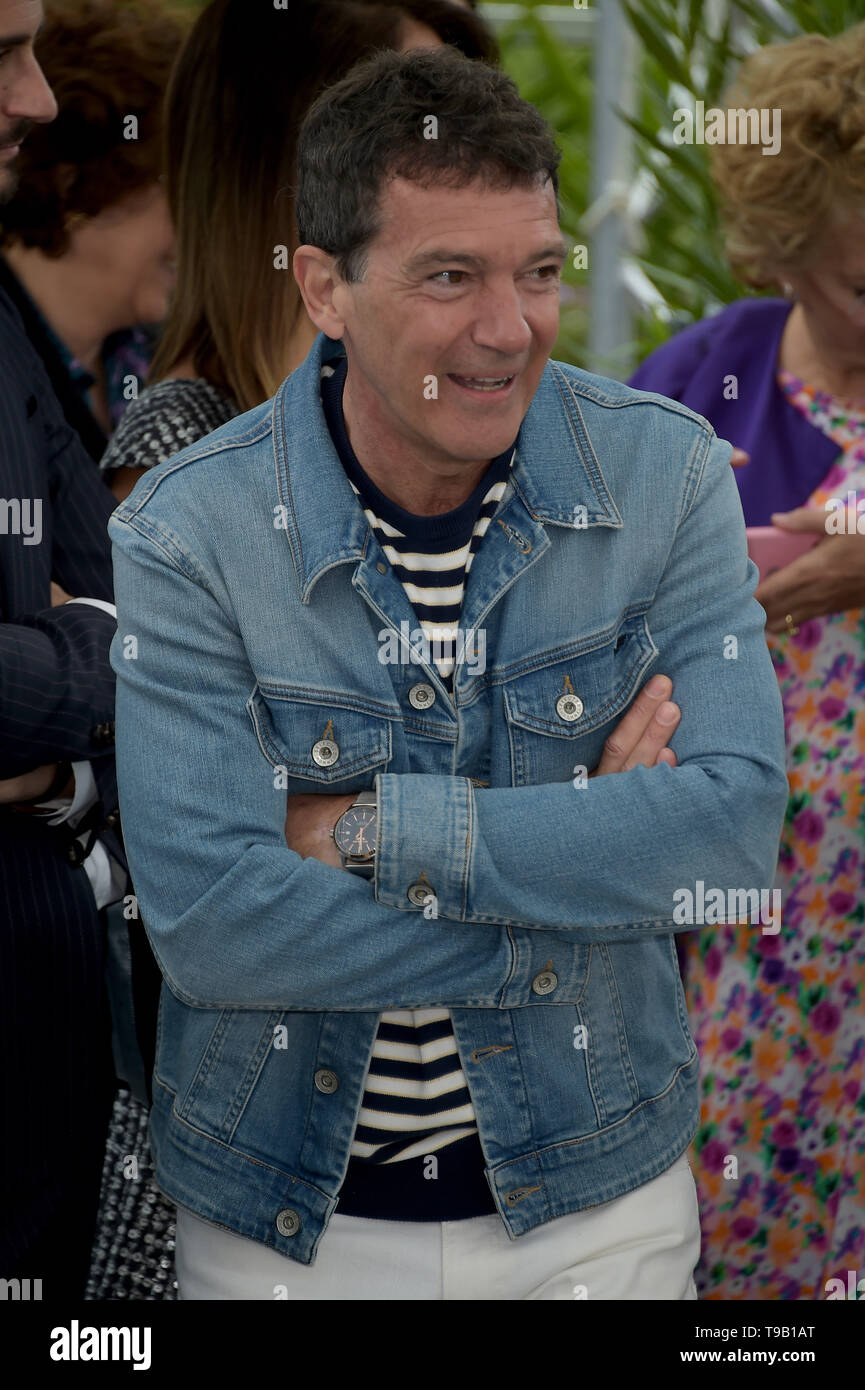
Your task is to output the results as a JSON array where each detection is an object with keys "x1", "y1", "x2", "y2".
[{"x1": 174, "y1": 1151, "x2": 700, "y2": 1300}]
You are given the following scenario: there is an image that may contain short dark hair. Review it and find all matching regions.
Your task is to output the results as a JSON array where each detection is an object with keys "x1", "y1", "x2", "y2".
[{"x1": 295, "y1": 47, "x2": 562, "y2": 283}]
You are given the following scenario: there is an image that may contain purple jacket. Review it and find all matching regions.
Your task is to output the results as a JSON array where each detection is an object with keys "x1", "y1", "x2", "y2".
[{"x1": 629, "y1": 297, "x2": 839, "y2": 525}]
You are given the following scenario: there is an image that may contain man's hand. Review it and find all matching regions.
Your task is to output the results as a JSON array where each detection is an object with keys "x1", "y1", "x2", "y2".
[
  {"x1": 50, "y1": 582, "x2": 72, "y2": 606},
  {"x1": 0, "y1": 762, "x2": 74, "y2": 806},
  {"x1": 755, "y1": 507, "x2": 865, "y2": 632},
  {"x1": 589, "y1": 673, "x2": 680, "y2": 776},
  {"x1": 284, "y1": 792, "x2": 355, "y2": 867},
  {"x1": 282, "y1": 675, "x2": 681, "y2": 865}
]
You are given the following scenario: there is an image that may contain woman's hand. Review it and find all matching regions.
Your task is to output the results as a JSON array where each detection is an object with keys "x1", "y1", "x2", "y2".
[{"x1": 755, "y1": 507, "x2": 865, "y2": 632}]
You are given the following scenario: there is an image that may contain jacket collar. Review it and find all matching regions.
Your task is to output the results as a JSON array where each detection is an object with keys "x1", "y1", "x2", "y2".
[{"x1": 272, "y1": 331, "x2": 622, "y2": 601}]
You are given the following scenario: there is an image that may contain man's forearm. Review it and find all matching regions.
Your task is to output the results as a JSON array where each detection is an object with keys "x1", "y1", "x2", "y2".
[
  {"x1": 374, "y1": 754, "x2": 788, "y2": 940},
  {"x1": 373, "y1": 434, "x2": 791, "y2": 940}
]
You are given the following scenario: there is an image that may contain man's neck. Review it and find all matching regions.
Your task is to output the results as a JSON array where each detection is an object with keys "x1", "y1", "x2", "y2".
[
  {"x1": 342, "y1": 364, "x2": 490, "y2": 516},
  {"x1": 4, "y1": 243, "x2": 117, "y2": 374}
]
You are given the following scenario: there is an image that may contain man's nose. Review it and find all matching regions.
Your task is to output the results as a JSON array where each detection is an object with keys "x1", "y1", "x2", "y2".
[
  {"x1": 5, "y1": 54, "x2": 58, "y2": 126},
  {"x1": 472, "y1": 281, "x2": 534, "y2": 356}
]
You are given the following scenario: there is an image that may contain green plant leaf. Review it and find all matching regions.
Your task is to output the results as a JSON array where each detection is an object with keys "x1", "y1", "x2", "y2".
[{"x1": 621, "y1": 1, "x2": 693, "y2": 87}]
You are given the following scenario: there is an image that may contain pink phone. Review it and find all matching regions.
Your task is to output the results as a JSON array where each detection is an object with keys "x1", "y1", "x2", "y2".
[{"x1": 746, "y1": 526, "x2": 820, "y2": 582}]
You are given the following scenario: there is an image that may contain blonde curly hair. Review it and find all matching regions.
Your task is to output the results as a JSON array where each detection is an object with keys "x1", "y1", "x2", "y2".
[{"x1": 711, "y1": 21, "x2": 865, "y2": 288}]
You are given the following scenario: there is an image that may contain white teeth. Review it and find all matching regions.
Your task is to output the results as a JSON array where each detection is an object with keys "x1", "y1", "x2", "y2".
[{"x1": 455, "y1": 376, "x2": 511, "y2": 390}]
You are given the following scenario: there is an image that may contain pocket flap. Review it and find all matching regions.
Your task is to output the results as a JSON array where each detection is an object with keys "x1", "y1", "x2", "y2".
[
  {"x1": 503, "y1": 615, "x2": 657, "y2": 738},
  {"x1": 247, "y1": 685, "x2": 393, "y2": 782}
]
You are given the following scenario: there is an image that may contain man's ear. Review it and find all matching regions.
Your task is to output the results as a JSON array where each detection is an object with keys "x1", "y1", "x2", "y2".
[{"x1": 293, "y1": 246, "x2": 347, "y2": 341}]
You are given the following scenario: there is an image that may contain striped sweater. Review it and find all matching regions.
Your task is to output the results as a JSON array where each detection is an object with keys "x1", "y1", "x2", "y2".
[{"x1": 321, "y1": 353, "x2": 515, "y2": 1220}]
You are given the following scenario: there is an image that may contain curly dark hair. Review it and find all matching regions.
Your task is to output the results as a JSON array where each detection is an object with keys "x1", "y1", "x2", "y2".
[{"x1": 0, "y1": 0, "x2": 191, "y2": 258}]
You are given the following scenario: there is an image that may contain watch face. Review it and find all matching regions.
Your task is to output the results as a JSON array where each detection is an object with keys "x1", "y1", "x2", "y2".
[{"x1": 335, "y1": 806, "x2": 377, "y2": 858}]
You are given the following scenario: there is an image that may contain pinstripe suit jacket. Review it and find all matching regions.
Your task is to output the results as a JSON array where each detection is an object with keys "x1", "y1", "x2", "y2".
[{"x1": 0, "y1": 285, "x2": 126, "y2": 1276}]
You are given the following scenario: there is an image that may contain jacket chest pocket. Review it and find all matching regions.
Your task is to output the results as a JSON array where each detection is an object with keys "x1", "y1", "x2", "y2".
[
  {"x1": 502, "y1": 614, "x2": 658, "y2": 786},
  {"x1": 247, "y1": 685, "x2": 395, "y2": 792}
]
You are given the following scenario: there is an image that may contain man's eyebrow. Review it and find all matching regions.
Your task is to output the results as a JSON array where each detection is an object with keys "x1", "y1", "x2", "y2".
[
  {"x1": 404, "y1": 241, "x2": 570, "y2": 274},
  {"x1": 0, "y1": 19, "x2": 44, "y2": 47}
]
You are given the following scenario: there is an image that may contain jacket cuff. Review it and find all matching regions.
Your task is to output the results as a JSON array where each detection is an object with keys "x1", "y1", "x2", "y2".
[{"x1": 374, "y1": 772, "x2": 471, "y2": 920}]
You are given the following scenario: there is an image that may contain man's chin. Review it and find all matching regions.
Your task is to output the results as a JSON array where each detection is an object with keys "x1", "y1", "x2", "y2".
[
  {"x1": 439, "y1": 399, "x2": 528, "y2": 457},
  {"x1": 437, "y1": 431, "x2": 520, "y2": 465}
]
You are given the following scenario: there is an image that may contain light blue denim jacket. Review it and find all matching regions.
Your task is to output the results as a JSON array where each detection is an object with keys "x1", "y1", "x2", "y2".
[{"x1": 108, "y1": 331, "x2": 788, "y2": 1265}]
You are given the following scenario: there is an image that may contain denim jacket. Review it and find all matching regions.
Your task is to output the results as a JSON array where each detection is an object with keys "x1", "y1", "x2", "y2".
[{"x1": 108, "y1": 331, "x2": 788, "y2": 1265}]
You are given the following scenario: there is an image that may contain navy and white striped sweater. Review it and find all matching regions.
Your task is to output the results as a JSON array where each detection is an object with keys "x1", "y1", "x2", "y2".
[{"x1": 322, "y1": 353, "x2": 515, "y2": 1220}]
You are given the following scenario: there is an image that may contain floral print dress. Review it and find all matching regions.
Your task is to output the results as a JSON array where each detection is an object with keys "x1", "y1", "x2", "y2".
[{"x1": 680, "y1": 371, "x2": 865, "y2": 1300}]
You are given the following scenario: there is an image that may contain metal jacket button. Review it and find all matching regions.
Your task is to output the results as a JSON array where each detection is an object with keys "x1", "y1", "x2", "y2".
[
  {"x1": 555, "y1": 693, "x2": 583, "y2": 722},
  {"x1": 408, "y1": 682, "x2": 435, "y2": 710},
  {"x1": 276, "y1": 1208, "x2": 301, "y2": 1238},
  {"x1": 531, "y1": 970, "x2": 558, "y2": 995},
  {"x1": 311, "y1": 738, "x2": 339, "y2": 767},
  {"x1": 408, "y1": 880, "x2": 435, "y2": 907},
  {"x1": 314, "y1": 1068, "x2": 339, "y2": 1094}
]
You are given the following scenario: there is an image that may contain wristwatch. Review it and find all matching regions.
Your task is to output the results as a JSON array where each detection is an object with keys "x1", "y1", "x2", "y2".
[{"x1": 331, "y1": 789, "x2": 378, "y2": 878}]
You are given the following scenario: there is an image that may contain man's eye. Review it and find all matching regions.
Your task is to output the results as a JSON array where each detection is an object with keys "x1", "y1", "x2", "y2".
[
  {"x1": 532, "y1": 264, "x2": 562, "y2": 280},
  {"x1": 431, "y1": 270, "x2": 467, "y2": 286},
  {"x1": 429, "y1": 265, "x2": 561, "y2": 286}
]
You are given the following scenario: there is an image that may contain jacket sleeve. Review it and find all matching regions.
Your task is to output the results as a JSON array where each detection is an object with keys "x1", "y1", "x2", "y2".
[
  {"x1": 0, "y1": 601, "x2": 117, "y2": 774},
  {"x1": 108, "y1": 512, "x2": 585, "y2": 1011},
  {"x1": 44, "y1": 373, "x2": 118, "y2": 603},
  {"x1": 0, "y1": 288, "x2": 119, "y2": 771},
  {"x1": 373, "y1": 432, "x2": 790, "y2": 941}
]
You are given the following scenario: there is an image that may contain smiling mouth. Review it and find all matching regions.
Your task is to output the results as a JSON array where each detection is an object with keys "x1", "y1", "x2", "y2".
[{"x1": 447, "y1": 373, "x2": 516, "y2": 392}]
